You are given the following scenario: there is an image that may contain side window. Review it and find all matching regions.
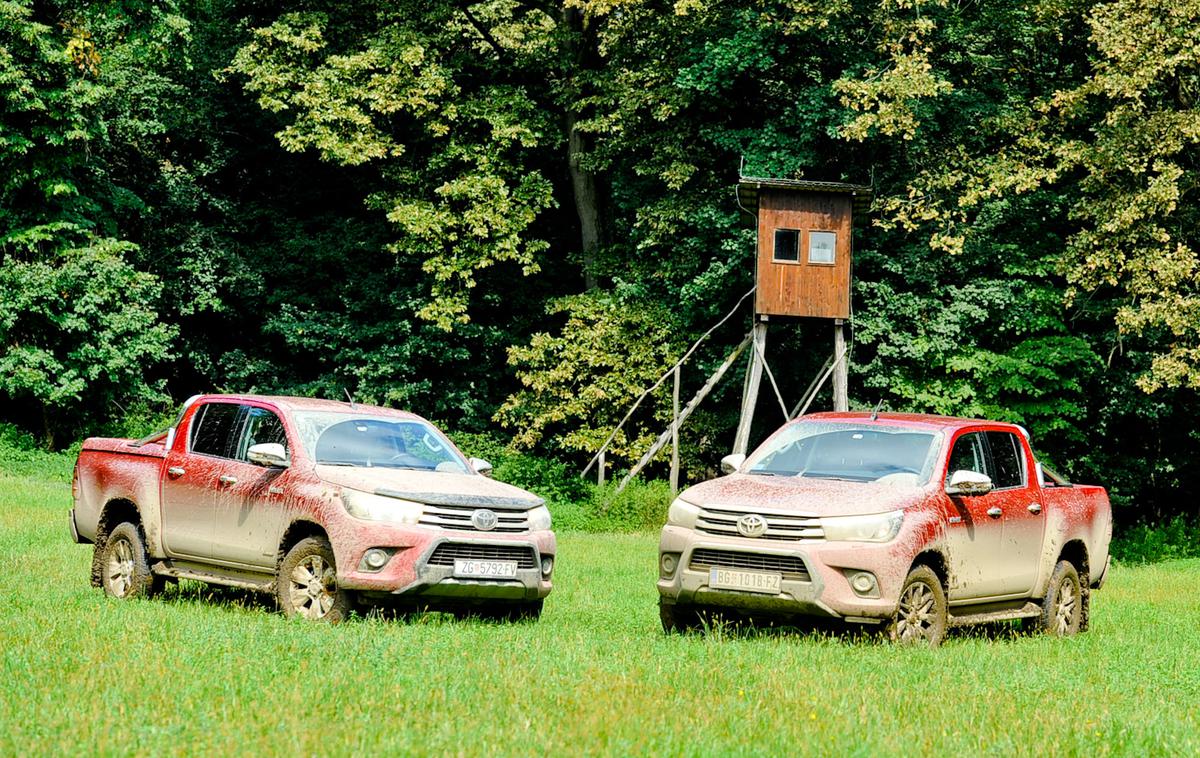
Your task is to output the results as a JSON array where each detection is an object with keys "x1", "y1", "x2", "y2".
[
  {"x1": 236, "y1": 407, "x2": 288, "y2": 464},
  {"x1": 985, "y1": 432, "x2": 1025, "y2": 489},
  {"x1": 189, "y1": 403, "x2": 241, "y2": 458},
  {"x1": 773, "y1": 229, "x2": 800, "y2": 262},
  {"x1": 807, "y1": 231, "x2": 837, "y2": 264},
  {"x1": 946, "y1": 432, "x2": 988, "y2": 481}
]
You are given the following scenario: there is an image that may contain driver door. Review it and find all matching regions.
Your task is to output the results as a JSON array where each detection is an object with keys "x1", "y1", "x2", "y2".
[{"x1": 941, "y1": 431, "x2": 1009, "y2": 600}]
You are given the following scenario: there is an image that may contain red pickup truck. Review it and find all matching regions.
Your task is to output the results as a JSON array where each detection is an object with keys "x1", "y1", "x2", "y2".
[
  {"x1": 658, "y1": 413, "x2": 1113, "y2": 644},
  {"x1": 70, "y1": 394, "x2": 555, "y2": 621}
]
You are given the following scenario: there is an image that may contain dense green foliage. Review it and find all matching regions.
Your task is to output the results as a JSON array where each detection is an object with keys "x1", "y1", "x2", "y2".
[
  {"x1": 2, "y1": 0, "x2": 1198, "y2": 530},
  {"x1": 2, "y1": 466, "x2": 1200, "y2": 753}
]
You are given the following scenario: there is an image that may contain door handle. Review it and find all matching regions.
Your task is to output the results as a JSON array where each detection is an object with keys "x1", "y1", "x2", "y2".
[
  {"x1": 167, "y1": 467, "x2": 185, "y2": 478},
  {"x1": 986, "y1": 506, "x2": 1002, "y2": 518},
  {"x1": 1028, "y1": 502, "x2": 1042, "y2": 515},
  {"x1": 218, "y1": 475, "x2": 238, "y2": 486}
]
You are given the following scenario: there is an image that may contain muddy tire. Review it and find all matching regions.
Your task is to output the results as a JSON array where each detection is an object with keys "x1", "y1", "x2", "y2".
[
  {"x1": 1036, "y1": 560, "x2": 1083, "y2": 636},
  {"x1": 99, "y1": 522, "x2": 159, "y2": 600},
  {"x1": 886, "y1": 565, "x2": 948, "y2": 646},
  {"x1": 277, "y1": 537, "x2": 354, "y2": 622},
  {"x1": 660, "y1": 598, "x2": 705, "y2": 634}
]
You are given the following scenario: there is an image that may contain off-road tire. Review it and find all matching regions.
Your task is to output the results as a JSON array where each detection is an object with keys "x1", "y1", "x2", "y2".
[
  {"x1": 660, "y1": 598, "x2": 705, "y2": 634},
  {"x1": 1037, "y1": 560, "x2": 1083, "y2": 637},
  {"x1": 277, "y1": 537, "x2": 355, "y2": 622},
  {"x1": 886, "y1": 565, "x2": 948, "y2": 646},
  {"x1": 99, "y1": 522, "x2": 159, "y2": 600}
]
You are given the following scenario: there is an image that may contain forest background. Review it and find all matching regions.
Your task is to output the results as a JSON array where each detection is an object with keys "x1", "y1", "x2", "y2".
[{"x1": 3, "y1": 0, "x2": 1199, "y2": 545}]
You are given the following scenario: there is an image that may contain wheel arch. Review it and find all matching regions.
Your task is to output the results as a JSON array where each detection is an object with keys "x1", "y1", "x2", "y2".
[
  {"x1": 910, "y1": 549, "x2": 950, "y2": 591},
  {"x1": 1058, "y1": 539, "x2": 1091, "y2": 583},
  {"x1": 277, "y1": 519, "x2": 329, "y2": 567}
]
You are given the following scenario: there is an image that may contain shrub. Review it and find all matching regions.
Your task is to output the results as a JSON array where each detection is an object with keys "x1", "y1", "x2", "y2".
[{"x1": 1111, "y1": 518, "x2": 1200, "y2": 565}]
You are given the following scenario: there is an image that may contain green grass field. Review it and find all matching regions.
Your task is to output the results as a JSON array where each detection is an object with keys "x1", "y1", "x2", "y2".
[{"x1": 2, "y1": 463, "x2": 1198, "y2": 756}]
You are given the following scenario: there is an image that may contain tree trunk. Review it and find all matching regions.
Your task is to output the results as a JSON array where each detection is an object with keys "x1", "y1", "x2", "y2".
[{"x1": 563, "y1": 7, "x2": 602, "y2": 290}]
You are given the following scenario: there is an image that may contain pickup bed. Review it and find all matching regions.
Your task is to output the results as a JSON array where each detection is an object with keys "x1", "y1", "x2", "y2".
[{"x1": 72, "y1": 394, "x2": 555, "y2": 621}]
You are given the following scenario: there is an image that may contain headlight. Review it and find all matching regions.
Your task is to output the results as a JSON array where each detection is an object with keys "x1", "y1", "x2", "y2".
[
  {"x1": 667, "y1": 498, "x2": 700, "y2": 529},
  {"x1": 820, "y1": 510, "x2": 904, "y2": 543},
  {"x1": 340, "y1": 489, "x2": 423, "y2": 524},
  {"x1": 528, "y1": 505, "x2": 552, "y2": 531}
]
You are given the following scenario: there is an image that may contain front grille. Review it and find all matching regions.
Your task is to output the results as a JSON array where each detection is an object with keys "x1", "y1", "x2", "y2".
[
  {"x1": 427, "y1": 543, "x2": 537, "y2": 569},
  {"x1": 418, "y1": 503, "x2": 530, "y2": 533},
  {"x1": 690, "y1": 548, "x2": 811, "y2": 581},
  {"x1": 696, "y1": 507, "x2": 824, "y2": 541}
]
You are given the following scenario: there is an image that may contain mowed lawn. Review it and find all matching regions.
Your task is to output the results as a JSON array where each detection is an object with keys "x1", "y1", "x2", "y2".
[{"x1": 2, "y1": 468, "x2": 1198, "y2": 756}]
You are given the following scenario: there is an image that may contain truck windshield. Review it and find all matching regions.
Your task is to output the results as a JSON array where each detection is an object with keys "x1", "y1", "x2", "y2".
[
  {"x1": 292, "y1": 411, "x2": 469, "y2": 473},
  {"x1": 745, "y1": 422, "x2": 941, "y2": 484}
]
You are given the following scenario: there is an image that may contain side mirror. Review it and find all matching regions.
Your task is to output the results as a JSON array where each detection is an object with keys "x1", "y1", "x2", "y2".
[
  {"x1": 247, "y1": 442, "x2": 289, "y2": 468},
  {"x1": 470, "y1": 457, "x2": 494, "y2": 478},
  {"x1": 946, "y1": 469, "x2": 992, "y2": 496},
  {"x1": 720, "y1": 453, "x2": 746, "y2": 475}
]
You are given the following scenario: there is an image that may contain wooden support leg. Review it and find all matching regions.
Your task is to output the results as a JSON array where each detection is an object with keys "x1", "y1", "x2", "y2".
[
  {"x1": 833, "y1": 319, "x2": 849, "y2": 412},
  {"x1": 732, "y1": 321, "x2": 767, "y2": 455},
  {"x1": 670, "y1": 365, "x2": 681, "y2": 494}
]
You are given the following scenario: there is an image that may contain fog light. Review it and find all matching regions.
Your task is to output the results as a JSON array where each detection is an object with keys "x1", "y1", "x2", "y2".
[
  {"x1": 541, "y1": 556, "x2": 554, "y2": 576},
  {"x1": 660, "y1": 553, "x2": 678, "y2": 576},
  {"x1": 849, "y1": 571, "x2": 878, "y2": 596},
  {"x1": 363, "y1": 548, "x2": 390, "y2": 571}
]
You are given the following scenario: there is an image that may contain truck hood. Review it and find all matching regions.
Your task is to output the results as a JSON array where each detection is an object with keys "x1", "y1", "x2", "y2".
[
  {"x1": 315, "y1": 466, "x2": 543, "y2": 509},
  {"x1": 678, "y1": 473, "x2": 931, "y2": 516}
]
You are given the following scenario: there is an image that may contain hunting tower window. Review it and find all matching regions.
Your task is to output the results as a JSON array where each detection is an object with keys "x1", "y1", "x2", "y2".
[
  {"x1": 808, "y1": 231, "x2": 837, "y2": 264},
  {"x1": 773, "y1": 229, "x2": 800, "y2": 262}
]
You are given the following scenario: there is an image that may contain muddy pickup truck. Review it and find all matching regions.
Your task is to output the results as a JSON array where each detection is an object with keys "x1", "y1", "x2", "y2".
[
  {"x1": 658, "y1": 412, "x2": 1112, "y2": 644},
  {"x1": 71, "y1": 394, "x2": 555, "y2": 621}
]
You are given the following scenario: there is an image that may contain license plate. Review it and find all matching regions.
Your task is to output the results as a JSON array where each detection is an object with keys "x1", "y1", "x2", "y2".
[
  {"x1": 709, "y1": 568, "x2": 782, "y2": 594},
  {"x1": 453, "y1": 560, "x2": 518, "y2": 578}
]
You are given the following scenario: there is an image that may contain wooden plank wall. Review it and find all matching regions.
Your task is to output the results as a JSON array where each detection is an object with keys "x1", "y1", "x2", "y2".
[{"x1": 754, "y1": 190, "x2": 852, "y2": 319}]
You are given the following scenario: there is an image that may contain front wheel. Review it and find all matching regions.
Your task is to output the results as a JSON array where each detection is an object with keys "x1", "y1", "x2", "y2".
[
  {"x1": 277, "y1": 537, "x2": 355, "y2": 622},
  {"x1": 1036, "y1": 560, "x2": 1083, "y2": 636},
  {"x1": 886, "y1": 565, "x2": 948, "y2": 646}
]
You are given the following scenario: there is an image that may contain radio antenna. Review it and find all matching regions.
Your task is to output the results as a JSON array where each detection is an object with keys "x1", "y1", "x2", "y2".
[
  {"x1": 870, "y1": 398, "x2": 883, "y2": 421},
  {"x1": 344, "y1": 388, "x2": 357, "y2": 409}
]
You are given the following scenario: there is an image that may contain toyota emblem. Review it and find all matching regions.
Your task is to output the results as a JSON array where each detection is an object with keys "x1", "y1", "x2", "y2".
[
  {"x1": 471, "y1": 509, "x2": 498, "y2": 531},
  {"x1": 736, "y1": 513, "x2": 768, "y2": 538}
]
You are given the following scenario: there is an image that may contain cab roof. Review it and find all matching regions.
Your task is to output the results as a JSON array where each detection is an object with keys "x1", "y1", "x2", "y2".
[
  {"x1": 191, "y1": 394, "x2": 423, "y2": 419},
  {"x1": 801, "y1": 411, "x2": 1025, "y2": 434}
]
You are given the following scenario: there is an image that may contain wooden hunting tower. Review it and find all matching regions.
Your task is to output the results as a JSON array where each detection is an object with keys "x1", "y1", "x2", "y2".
[
  {"x1": 730, "y1": 176, "x2": 872, "y2": 454},
  {"x1": 737, "y1": 178, "x2": 871, "y2": 320}
]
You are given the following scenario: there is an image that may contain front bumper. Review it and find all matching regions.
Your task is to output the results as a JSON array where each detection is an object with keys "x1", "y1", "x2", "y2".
[
  {"x1": 657, "y1": 525, "x2": 909, "y2": 622},
  {"x1": 336, "y1": 526, "x2": 555, "y2": 604}
]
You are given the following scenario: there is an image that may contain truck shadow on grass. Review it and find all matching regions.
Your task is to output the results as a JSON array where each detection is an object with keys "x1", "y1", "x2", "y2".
[
  {"x1": 153, "y1": 580, "x2": 540, "y2": 625},
  {"x1": 680, "y1": 615, "x2": 1032, "y2": 646}
]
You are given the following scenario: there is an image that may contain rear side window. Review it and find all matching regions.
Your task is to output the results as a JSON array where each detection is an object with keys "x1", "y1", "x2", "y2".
[
  {"x1": 986, "y1": 432, "x2": 1025, "y2": 489},
  {"x1": 189, "y1": 403, "x2": 241, "y2": 458},
  {"x1": 236, "y1": 407, "x2": 288, "y2": 462}
]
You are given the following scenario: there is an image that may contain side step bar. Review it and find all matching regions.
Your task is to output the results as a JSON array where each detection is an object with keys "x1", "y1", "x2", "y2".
[
  {"x1": 947, "y1": 601, "x2": 1041, "y2": 627},
  {"x1": 152, "y1": 560, "x2": 275, "y2": 592}
]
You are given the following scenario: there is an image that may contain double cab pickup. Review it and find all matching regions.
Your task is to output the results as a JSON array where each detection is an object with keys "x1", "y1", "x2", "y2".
[
  {"x1": 658, "y1": 412, "x2": 1113, "y2": 644},
  {"x1": 70, "y1": 394, "x2": 555, "y2": 621}
]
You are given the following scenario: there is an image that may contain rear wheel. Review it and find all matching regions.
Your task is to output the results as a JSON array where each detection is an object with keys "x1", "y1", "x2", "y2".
[
  {"x1": 1037, "y1": 560, "x2": 1083, "y2": 636},
  {"x1": 99, "y1": 522, "x2": 159, "y2": 600},
  {"x1": 886, "y1": 565, "x2": 948, "y2": 646},
  {"x1": 277, "y1": 537, "x2": 355, "y2": 622},
  {"x1": 660, "y1": 598, "x2": 705, "y2": 634}
]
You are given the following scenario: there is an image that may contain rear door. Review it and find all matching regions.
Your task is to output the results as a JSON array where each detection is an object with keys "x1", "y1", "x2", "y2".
[
  {"x1": 941, "y1": 430, "x2": 1008, "y2": 599},
  {"x1": 986, "y1": 431, "x2": 1046, "y2": 595},
  {"x1": 209, "y1": 405, "x2": 292, "y2": 568},
  {"x1": 161, "y1": 402, "x2": 243, "y2": 559}
]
